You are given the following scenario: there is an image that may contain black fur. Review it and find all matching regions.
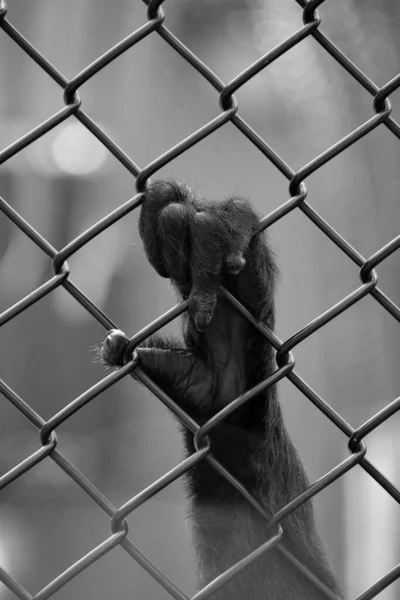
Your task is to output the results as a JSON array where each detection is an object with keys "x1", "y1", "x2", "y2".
[{"x1": 104, "y1": 180, "x2": 344, "y2": 599}]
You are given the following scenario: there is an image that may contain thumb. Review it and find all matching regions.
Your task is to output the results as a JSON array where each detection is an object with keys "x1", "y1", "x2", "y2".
[
  {"x1": 136, "y1": 346, "x2": 213, "y2": 411},
  {"x1": 100, "y1": 330, "x2": 214, "y2": 410},
  {"x1": 136, "y1": 346, "x2": 194, "y2": 386}
]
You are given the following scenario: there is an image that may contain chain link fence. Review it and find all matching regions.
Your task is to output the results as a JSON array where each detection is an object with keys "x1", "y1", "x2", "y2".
[{"x1": 1, "y1": 0, "x2": 400, "y2": 598}]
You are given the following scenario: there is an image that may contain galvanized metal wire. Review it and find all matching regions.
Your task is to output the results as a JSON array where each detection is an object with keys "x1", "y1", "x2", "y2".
[{"x1": 1, "y1": 0, "x2": 400, "y2": 598}]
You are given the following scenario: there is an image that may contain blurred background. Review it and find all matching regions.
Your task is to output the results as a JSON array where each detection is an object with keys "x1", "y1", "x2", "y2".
[{"x1": 1, "y1": 1, "x2": 400, "y2": 598}]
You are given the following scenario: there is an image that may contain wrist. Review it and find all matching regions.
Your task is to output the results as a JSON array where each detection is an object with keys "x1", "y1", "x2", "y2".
[{"x1": 182, "y1": 419, "x2": 264, "y2": 504}]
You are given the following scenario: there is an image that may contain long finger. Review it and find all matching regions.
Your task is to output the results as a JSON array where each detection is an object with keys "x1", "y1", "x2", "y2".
[
  {"x1": 139, "y1": 181, "x2": 192, "y2": 278},
  {"x1": 219, "y1": 197, "x2": 257, "y2": 274},
  {"x1": 189, "y1": 211, "x2": 223, "y2": 332},
  {"x1": 158, "y1": 202, "x2": 192, "y2": 288}
]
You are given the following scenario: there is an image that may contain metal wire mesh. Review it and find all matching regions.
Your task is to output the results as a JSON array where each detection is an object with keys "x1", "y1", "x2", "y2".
[{"x1": 1, "y1": 0, "x2": 400, "y2": 598}]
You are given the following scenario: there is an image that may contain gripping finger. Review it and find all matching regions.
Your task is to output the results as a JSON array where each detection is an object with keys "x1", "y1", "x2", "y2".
[
  {"x1": 139, "y1": 180, "x2": 193, "y2": 278},
  {"x1": 189, "y1": 211, "x2": 223, "y2": 332},
  {"x1": 158, "y1": 202, "x2": 192, "y2": 286}
]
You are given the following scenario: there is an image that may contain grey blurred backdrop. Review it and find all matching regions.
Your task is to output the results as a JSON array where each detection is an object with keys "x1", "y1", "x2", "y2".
[{"x1": 1, "y1": 1, "x2": 400, "y2": 599}]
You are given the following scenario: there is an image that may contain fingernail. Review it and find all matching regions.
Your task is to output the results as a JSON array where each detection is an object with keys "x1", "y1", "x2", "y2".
[
  {"x1": 195, "y1": 312, "x2": 212, "y2": 332},
  {"x1": 101, "y1": 329, "x2": 129, "y2": 366},
  {"x1": 225, "y1": 253, "x2": 246, "y2": 274}
]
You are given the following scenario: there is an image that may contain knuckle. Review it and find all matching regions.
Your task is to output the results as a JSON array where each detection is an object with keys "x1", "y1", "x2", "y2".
[{"x1": 160, "y1": 202, "x2": 190, "y2": 225}]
